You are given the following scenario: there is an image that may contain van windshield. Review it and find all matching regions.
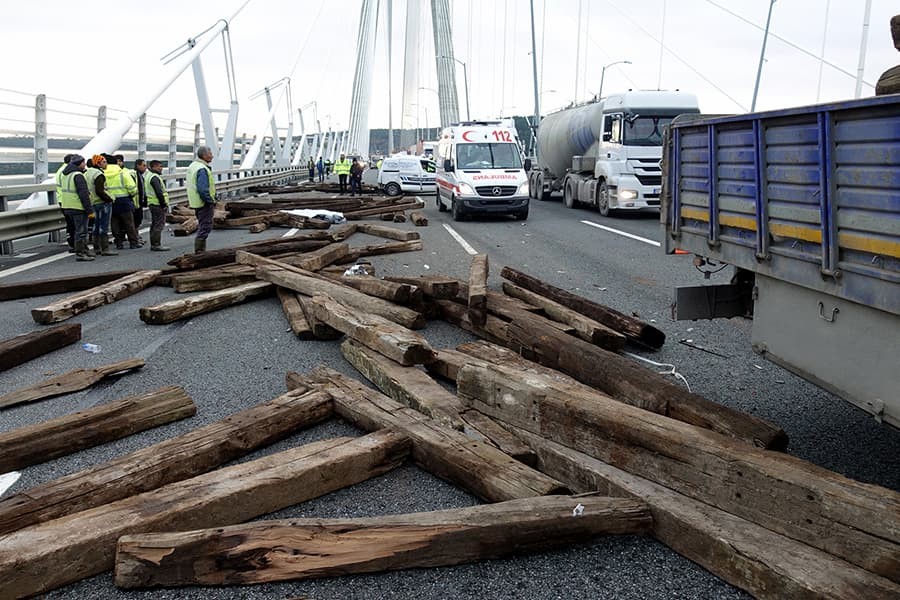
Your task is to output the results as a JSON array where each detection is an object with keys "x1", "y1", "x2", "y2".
[{"x1": 457, "y1": 143, "x2": 522, "y2": 169}]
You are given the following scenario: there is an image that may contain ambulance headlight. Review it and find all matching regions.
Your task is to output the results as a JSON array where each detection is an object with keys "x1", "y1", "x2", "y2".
[
  {"x1": 458, "y1": 183, "x2": 476, "y2": 196},
  {"x1": 517, "y1": 182, "x2": 530, "y2": 196}
]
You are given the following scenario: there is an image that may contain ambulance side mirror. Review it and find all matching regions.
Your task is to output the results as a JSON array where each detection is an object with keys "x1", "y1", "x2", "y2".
[
  {"x1": 443, "y1": 159, "x2": 454, "y2": 173},
  {"x1": 524, "y1": 158, "x2": 532, "y2": 171}
]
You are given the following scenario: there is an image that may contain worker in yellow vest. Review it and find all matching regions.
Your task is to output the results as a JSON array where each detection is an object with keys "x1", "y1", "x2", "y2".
[
  {"x1": 186, "y1": 146, "x2": 216, "y2": 253},
  {"x1": 56, "y1": 154, "x2": 76, "y2": 252},
  {"x1": 144, "y1": 160, "x2": 170, "y2": 251},
  {"x1": 57, "y1": 154, "x2": 94, "y2": 261},
  {"x1": 103, "y1": 153, "x2": 141, "y2": 249},
  {"x1": 334, "y1": 153, "x2": 352, "y2": 194}
]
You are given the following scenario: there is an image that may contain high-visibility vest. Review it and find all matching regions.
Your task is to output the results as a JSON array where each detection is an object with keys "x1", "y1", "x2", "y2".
[
  {"x1": 103, "y1": 164, "x2": 137, "y2": 199},
  {"x1": 144, "y1": 171, "x2": 169, "y2": 206},
  {"x1": 58, "y1": 170, "x2": 86, "y2": 211},
  {"x1": 334, "y1": 159, "x2": 352, "y2": 175},
  {"x1": 85, "y1": 167, "x2": 104, "y2": 204},
  {"x1": 54, "y1": 163, "x2": 66, "y2": 202},
  {"x1": 186, "y1": 160, "x2": 215, "y2": 209}
]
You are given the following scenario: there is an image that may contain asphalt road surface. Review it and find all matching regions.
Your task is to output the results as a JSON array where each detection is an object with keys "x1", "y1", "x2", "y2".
[{"x1": 1, "y1": 176, "x2": 897, "y2": 599}]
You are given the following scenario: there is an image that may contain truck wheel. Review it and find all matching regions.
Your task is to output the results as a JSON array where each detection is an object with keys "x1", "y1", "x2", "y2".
[
  {"x1": 451, "y1": 197, "x2": 466, "y2": 221},
  {"x1": 436, "y1": 192, "x2": 447, "y2": 212},
  {"x1": 564, "y1": 180, "x2": 577, "y2": 209},
  {"x1": 536, "y1": 173, "x2": 550, "y2": 201},
  {"x1": 385, "y1": 182, "x2": 401, "y2": 197},
  {"x1": 597, "y1": 181, "x2": 611, "y2": 217}
]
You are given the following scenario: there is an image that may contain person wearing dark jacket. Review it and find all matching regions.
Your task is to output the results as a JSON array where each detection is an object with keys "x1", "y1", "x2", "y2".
[
  {"x1": 133, "y1": 159, "x2": 148, "y2": 232},
  {"x1": 349, "y1": 158, "x2": 363, "y2": 196},
  {"x1": 88, "y1": 154, "x2": 118, "y2": 256},
  {"x1": 58, "y1": 155, "x2": 94, "y2": 261}
]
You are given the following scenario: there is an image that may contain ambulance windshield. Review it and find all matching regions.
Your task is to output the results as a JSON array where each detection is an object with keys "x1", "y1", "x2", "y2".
[{"x1": 457, "y1": 143, "x2": 523, "y2": 170}]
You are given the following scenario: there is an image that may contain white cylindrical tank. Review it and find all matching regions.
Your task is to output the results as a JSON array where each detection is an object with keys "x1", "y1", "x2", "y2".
[{"x1": 537, "y1": 101, "x2": 604, "y2": 178}]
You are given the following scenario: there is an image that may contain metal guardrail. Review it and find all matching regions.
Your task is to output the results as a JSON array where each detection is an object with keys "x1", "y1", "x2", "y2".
[{"x1": 0, "y1": 166, "x2": 301, "y2": 254}]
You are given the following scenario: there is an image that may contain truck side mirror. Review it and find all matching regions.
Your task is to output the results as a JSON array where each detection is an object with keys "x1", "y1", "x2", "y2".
[
  {"x1": 602, "y1": 132, "x2": 612, "y2": 142},
  {"x1": 524, "y1": 158, "x2": 532, "y2": 171},
  {"x1": 443, "y1": 159, "x2": 454, "y2": 173}
]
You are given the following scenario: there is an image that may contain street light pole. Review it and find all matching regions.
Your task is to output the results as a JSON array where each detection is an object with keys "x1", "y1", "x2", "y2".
[
  {"x1": 751, "y1": 0, "x2": 776, "y2": 111},
  {"x1": 437, "y1": 55, "x2": 470, "y2": 121},
  {"x1": 598, "y1": 60, "x2": 632, "y2": 100},
  {"x1": 529, "y1": 0, "x2": 541, "y2": 160}
]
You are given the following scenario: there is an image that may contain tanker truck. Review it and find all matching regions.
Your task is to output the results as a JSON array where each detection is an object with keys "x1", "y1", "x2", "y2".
[{"x1": 529, "y1": 91, "x2": 699, "y2": 215}]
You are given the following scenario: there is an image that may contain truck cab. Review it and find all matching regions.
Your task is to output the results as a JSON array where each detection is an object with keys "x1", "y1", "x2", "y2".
[{"x1": 436, "y1": 121, "x2": 531, "y2": 221}]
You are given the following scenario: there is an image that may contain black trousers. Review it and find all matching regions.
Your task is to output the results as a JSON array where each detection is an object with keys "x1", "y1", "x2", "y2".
[{"x1": 338, "y1": 174, "x2": 348, "y2": 193}]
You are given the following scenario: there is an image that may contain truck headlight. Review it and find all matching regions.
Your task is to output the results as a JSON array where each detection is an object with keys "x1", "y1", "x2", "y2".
[
  {"x1": 458, "y1": 182, "x2": 476, "y2": 196},
  {"x1": 619, "y1": 189, "x2": 638, "y2": 200},
  {"x1": 517, "y1": 182, "x2": 530, "y2": 196}
]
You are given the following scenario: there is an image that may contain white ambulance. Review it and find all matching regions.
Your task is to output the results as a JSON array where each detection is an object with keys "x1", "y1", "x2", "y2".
[{"x1": 435, "y1": 121, "x2": 531, "y2": 221}]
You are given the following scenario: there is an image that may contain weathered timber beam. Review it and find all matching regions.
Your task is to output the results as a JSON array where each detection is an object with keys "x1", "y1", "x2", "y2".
[
  {"x1": 139, "y1": 281, "x2": 273, "y2": 325},
  {"x1": 297, "y1": 295, "x2": 343, "y2": 339},
  {"x1": 343, "y1": 239, "x2": 423, "y2": 261},
  {"x1": 384, "y1": 275, "x2": 459, "y2": 299},
  {"x1": 467, "y1": 254, "x2": 489, "y2": 326},
  {"x1": 329, "y1": 222, "x2": 358, "y2": 241},
  {"x1": 172, "y1": 269, "x2": 258, "y2": 293},
  {"x1": 0, "y1": 431, "x2": 409, "y2": 598},
  {"x1": 340, "y1": 339, "x2": 463, "y2": 427},
  {"x1": 500, "y1": 266, "x2": 666, "y2": 349},
  {"x1": 409, "y1": 211, "x2": 428, "y2": 226},
  {"x1": 502, "y1": 282, "x2": 626, "y2": 351},
  {"x1": 434, "y1": 299, "x2": 511, "y2": 345},
  {"x1": 291, "y1": 242, "x2": 349, "y2": 271},
  {"x1": 302, "y1": 367, "x2": 568, "y2": 502},
  {"x1": 321, "y1": 273, "x2": 421, "y2": 305},
  {"x1": 503, "y1": 316, "x2": 788, "y2": 449},
  {"x1": 457, "y1": 361, "x2": 900, "y2": 581},
  {"x1": 248, "y1": 222, "x2": 268, "y2": 233},
  {"x1": 512, "y1": 427, "x2": 900, "y2": 600},
  {"x1": 459, "y1": 409, "x2": 535, "y2": 466},
  {"x1": 0, "y1": 358, "x2": 144, "y2": 409},
  {"x1": 30, "y1": 270, "x2": 161, "y2": 324},
  {"x1": 0, "y1": 323, "x2": 81, "y2": 373},
  {"x1": 114, "y1": 494, "x2": 651, "y2": 588},
  {"x1": 356, "y1": 223, "x2": 421, "y2": 241},
  {"x1": 166, "y1": 235, "x2": 332, "y2": 270},
  {"x1": 172, "y1": 217, "x2": 198, "y2": 236},
  {"x1": 277, "y1": 287, "x2": 314, "y2": 339},
  {"x1": 248, "y1": 259, "x2": 425, "y2": 329},
  {"x1": 309, "y1": 296, "x2": 434, "y2": 365},
  {"x1": 342, "y1": 200, "x2": 425, "y2": 219},
  {"x1": 0, "y1": 270, "x2": 137, "y2": 302},
  {"x1": 0, "y1": 386, "x2": 195, "y2": 473},
  {"x1": 0, "y1": 388, "x2": 332, "y2": 535}
]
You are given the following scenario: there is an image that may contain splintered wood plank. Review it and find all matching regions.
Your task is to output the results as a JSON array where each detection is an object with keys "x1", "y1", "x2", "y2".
[
  {"x1": 502, "y1": 282, "x2": 626, "y2": 351},
  {"x1": 0, "y1": 358, "x2": 145, "y2": 409},
  {"x1": 139, "y1": 281, "x2": 273, "y2": 325},
  {"x1": 113, "y1": 495, "x2": 651, "y2": 588},
  {"x1": 289, "y1": 242, "x2": 349, "y2": 271},
  {"x1": 512, "y1": 427, "x2": 900, "y2": 600},
  {"x1": 357, "y1": 223, "x2": 421, "y2": 241},
  {"x1": 30, "y1": 270, "x2": 162, "y2": 324},
  {"x1": 302, "y1": 367, "x2": 568, "y2": 502},
  {"x1": 457, "y1": 360, "x2": 900, "y2": 582},
  {"x1": 321, "y1": 273, "x2": 421, "y2": 305},
  {"x1": 409, "y1": 211, "x2": 428, "y2": 226},
  {"x1": 309, "y1": 296, "x2": 434, "y2": 366},
  {"x1": 172, "y1": 217, "x2": 198, "y2": 236},
  {"x1": 0, "y1": 324, "x2": 81, "y2": 373},
  {"x1": 0, "y1": 270, "x2": 137, "y2": 301},
  {"x1": 500, "y1": 266, "x2": 666, "y2": 349},
  {"x1": 340, "y1": 339, "x2": 463, "y2": 427},
  {"x1": 0, "y1": 386, "x2": 196, "y2": 473},
  {"x1": 467, "y1": 254, "x2": 488, "y2": 326},
  {"x1": 384, "y1": 275, "x2": 459, "y2": 299},
  {"x1": 166, "y1": 235, "x2": 332, "y2": 270},
  {"x1": 459, "y1": 409, "x2": 536, "y2": 466},
  {"x1": 277, "y1": 287, "x2": 314, "y2": 339},
  {"x1": 0, "y1": 431, "x2": 410, "y2": 598},
  {"x1": 297, "y1": 295, "x2": 343, "y2": 340},
  {"x1": 0, "y1": 388, "x2": 332, "y2": 535}
]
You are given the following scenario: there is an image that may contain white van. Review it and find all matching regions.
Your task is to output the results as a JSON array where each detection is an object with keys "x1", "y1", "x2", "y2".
[
  {"x1": 435, "y1": 121, "x2": 530, "y2": 221},
  {"x1": 377, "y1": 156, "x2": 437, "y2": 196}
]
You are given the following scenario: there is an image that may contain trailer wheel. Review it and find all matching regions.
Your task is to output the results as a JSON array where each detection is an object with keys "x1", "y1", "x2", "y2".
[
  {"x1": 597, "y1": 180, "x2": 611, "y2": 217},
  {"x1": 536, "y1": 173, "x2": 550, "y2": 201},
  {"x1": 563, "y1": 180, "x2": 577, "y2": 209}
]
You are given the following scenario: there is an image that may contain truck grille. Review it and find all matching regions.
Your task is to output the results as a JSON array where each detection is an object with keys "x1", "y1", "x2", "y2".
[
  {"x1": 635, "y1": 174, "x2": 662, "y2": 187},
  {"x1": 475, "y1": 185, "x2": 517, "y2": 197}
]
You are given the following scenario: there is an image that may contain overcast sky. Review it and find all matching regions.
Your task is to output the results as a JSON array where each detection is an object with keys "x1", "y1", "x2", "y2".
[{"x1": 1, "y1": 0, "x2": 897, "y2": 145}]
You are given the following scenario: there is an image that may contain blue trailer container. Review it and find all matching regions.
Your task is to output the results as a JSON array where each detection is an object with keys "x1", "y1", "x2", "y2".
[{"x1": 662, "y1": 94, "x2": 900, "y2": 428}]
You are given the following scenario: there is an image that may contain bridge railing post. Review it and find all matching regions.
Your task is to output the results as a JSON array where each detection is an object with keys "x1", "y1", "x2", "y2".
[
  {"x1": 97, "y1": 105, "x2": 107, "y2": 133},
  {"x1": 34, "y1": 94, "x2": 49, "y2": 185},
  {"x1": 168, "y1": 119, "x2": 177, "y2": 174},
  {"x1": 138, "y1": 113, "x2": 147, "y2": 160}
]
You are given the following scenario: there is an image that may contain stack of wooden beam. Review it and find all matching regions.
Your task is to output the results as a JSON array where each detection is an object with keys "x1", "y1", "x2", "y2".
[{"x1": 2, "y1": 227, "x2": 898, "y2": 599}]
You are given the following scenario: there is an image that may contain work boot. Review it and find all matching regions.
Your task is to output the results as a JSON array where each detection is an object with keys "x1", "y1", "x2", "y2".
[
  {"x1": 150, "y1": 231, "x2": 169, "y2": 252},
  {"x1": 84, "y1": 241, "x2": 95, "y2": 258},
  {"x1": 100, "y1": 237, "x2": 118, "y2": 256},
  {"x1": 92, "y1": 235, "x2": 101, "y2": 256},
  {"x1": 75, "y1": 241, "x2": 94, "y2": 262},
  {"x1": 194, "y1": 237, "x2": 206, "y2": 253},
  {"x1": 129, "y1": 241, "x2": 143, "y2": 249},
  {"x1": 115, "y1": 240, "x2": 125, "y2": 250}
]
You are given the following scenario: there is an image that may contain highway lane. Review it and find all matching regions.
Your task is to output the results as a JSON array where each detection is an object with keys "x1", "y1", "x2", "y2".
[{"x1": 0, "y1": 186, "x2": 897, "y2": 599}]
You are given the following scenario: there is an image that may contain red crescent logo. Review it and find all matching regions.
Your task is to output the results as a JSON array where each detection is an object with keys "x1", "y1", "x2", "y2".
[{"x1": 461, "y1": 130, "x2": 475, "y2": 142}]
